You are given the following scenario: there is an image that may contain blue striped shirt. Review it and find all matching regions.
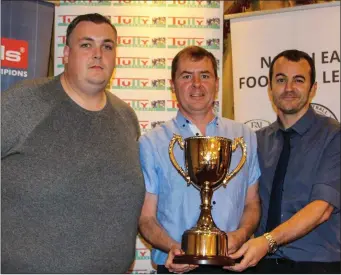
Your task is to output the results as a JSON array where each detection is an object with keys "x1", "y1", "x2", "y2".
[{"x1": 139, "y1": 111, "x2": 260, "y2": 265}]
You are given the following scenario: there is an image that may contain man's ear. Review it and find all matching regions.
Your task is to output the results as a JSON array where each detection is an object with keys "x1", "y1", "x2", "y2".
[{"x1": 63, "y1": 45, "x2": 70, "y2": 65}]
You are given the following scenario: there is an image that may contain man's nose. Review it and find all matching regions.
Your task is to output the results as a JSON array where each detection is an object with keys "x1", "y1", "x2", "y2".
[
  {"x1": 192, "y1": 76, "x2": 202, "y2": 88},
  {"x1": 285, "y1": 80, "x2": 294, "y2": 91},
  {"x1": 93, "y1": 47, "x2": 102, "y2": 59}
]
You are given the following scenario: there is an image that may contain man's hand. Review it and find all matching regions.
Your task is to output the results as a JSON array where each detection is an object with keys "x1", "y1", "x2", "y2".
[
  {"x1": 165, "y1": 245, "x2": 198, "y2": 274},
  {"x1": 226, "y1": 229, "x2": 248, "y2": 254},
  {"x1": 223, "y1": 236, "x2": 268, "y2": 272}
]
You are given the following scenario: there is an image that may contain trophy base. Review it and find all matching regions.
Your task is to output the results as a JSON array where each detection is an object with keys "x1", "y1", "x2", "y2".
[{"x1": 173, "y1": 255, "x2": 235, "y2": 266}]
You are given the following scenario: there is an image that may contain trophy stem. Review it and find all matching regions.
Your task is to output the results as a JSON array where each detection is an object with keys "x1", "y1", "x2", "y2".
[{"x1": 197, "y1": 181, "x2": 217, "y2": 230}]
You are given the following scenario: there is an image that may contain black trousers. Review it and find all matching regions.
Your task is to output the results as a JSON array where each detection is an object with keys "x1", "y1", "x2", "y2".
[
  {"x1": 157, "y1": 265, "x2": 251, "y2": 274},
  {"x1": 247, "y1": 258, "x2": 341, "y2": 274}
]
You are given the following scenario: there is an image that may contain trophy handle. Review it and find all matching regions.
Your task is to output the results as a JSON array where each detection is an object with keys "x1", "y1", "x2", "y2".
[
  {"x1": 222, "y1": 137, "x2": 247, "y2": 188},
  {"x1": 169, "y1": 134, "x2": 191, "y2": 186}
]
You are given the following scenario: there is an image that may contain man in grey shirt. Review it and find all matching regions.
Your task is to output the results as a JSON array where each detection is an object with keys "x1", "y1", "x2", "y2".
[
  {"x1": 1, "y1": 13, "x2": 145, "y2": 273},
  {"x1": 225, "y1": 49, "x2": 340, "y2": 273}
]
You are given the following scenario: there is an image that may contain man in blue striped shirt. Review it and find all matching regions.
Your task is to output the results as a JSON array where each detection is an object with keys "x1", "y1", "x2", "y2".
[{"x1": 138, "y1": 46, "x2": 261, "y2": 274}]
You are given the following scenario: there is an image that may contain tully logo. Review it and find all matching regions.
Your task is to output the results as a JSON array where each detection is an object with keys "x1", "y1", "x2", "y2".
[
  {"x1": 112, "y1": 78, "x2": 165, "y2": 90},
  {"x1": 116, "y1": 57, "x2": 165, "y2": 69},
  {"x1": 168, "y1": 0, "x2": 220, "y2": 8},
  {"x1": 123, "y1": 99, "x2": 166, "y2": 111},
  {"x1": 117, "y1": 36, "x2": 166, "y2": 48},
  {"x1": 57, "y1": 15, "x2": 77, "y2": 26},
  {"x1": 167, "y1": 37, "x2": 220, "y2": 49},
  {"x1": 113, "y1": 16, "x2": 166, "y2": 27},
  {"x1": 168, "y1": 17, "x2": 220, "y2": 29}
]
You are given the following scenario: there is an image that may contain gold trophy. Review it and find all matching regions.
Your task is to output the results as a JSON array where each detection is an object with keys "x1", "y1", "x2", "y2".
[{"x1": 169, "y1": 134, "x2": 247, "y2": 265}]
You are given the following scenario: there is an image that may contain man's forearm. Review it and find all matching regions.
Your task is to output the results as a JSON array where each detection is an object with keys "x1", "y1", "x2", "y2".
[
  {"x1": 270, "y1": 200, "x2": 334, "y2": 246},
  {"x1": 238, "y1": 200, "x2": 261, "y2": 240},
  {"x1": 139, "y1": 217, "x2": 180, "y2": 253}
]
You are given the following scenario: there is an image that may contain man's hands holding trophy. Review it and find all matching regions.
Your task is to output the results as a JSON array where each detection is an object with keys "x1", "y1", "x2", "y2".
[
  {"x1": 165, "y1": 229, "x2": 249, "y2": 273},
  {"x1": 167, "y1": 134, "x2": 247, "y2": 273}
]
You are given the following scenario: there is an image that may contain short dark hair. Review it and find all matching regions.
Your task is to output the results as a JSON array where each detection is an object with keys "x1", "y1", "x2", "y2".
[
  {"x1": 66, "y1": 13, "x2": 117, "y2": 46},
  {"x1": 269, "y1": 49, "x2": 316, "y2": 89},
  {"x1": 171, "y1": 46, "x2": 218, "y2": 81}
]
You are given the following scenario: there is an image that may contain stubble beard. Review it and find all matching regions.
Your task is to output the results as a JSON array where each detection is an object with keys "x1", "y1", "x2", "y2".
[{"x1": 275, "y1": 93, "x2": 310, "y2": 115}]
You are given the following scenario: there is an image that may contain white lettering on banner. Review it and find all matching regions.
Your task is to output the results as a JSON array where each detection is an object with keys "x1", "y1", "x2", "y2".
[
  {"x1": 231, "y1": 3, "x2": 340, "y2": 123},
  {"x1": 1, "y1": 68, "x2": 28, "y2": 77},
  {"x1": 1, "y1": 45, "x2": 22, "y2": 62}
]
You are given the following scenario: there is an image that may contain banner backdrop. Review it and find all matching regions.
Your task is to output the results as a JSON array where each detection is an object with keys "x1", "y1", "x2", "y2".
[
  {"x1": 1, "y1": 0, "x2": 54, "y2": 91},
  {"x1": 54, "y1": 0, "x2": 224, "y2": 273},
  {"x1": 229, "y1": 2, "x2": 340, "y2": 130}
]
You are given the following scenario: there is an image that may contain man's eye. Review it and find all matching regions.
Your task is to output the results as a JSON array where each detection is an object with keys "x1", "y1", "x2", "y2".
[
  {"x1": 276, "y1": 78, "x2": 286, "y2": 83},
  {"x1": 182, "y1": 75, "x2": 191, "y2": 79},
  {"x1": 295, "y1": 78, "x2": 304, "y2": 83},
  {"x1": 201, "y1": 74, "x2": 210, "y2": 79},
  {"x1": 80, "y1": 43, "x2": 91, "y2": 48},
  {"x1": 103, "y1": 45, "x2": 113, "y2": 50}
]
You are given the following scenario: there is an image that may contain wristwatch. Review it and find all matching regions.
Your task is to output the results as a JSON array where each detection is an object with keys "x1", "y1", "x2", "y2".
[{"x1": 263, "y1": 232, "x2": 278, "y2": 254}]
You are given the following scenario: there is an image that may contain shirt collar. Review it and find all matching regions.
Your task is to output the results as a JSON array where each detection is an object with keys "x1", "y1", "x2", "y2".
[
  {"x1": 268, "y1": 106, "x2": 317, "y2": 136},
  {"x1": 175, "y1": 111, "x2": 219, "y2": 127}
]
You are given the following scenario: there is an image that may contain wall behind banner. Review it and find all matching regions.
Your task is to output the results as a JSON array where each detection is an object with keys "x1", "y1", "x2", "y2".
[
  {"x1": 229, "y1": 2, "x2": 340, "y2": 130},
  {"x1": 1, "y1": 0, "x2": 54, "y2": 91},
  {"x1": 54, "y1": 0, "x2": 224, "y2": 273}
]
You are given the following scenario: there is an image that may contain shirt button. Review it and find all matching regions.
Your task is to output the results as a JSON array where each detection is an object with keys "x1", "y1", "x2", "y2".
[
  {"x1": 182, "y1": 124, "x2": 185, "y2": 127},
  {"x1": 196, "y1": 133, "x2": 199, "y2": 136},
  {"x1": 213, "y1": 201, "x2": 216, "y2": 205},
  {"x1": 186, "y1": 120, "x2": 189, "y2": 123}
]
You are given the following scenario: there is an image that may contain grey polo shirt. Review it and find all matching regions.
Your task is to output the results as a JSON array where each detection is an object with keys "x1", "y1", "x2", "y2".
[{"x1": 255, "y1": 107, "x2": 340, "y2": 262}]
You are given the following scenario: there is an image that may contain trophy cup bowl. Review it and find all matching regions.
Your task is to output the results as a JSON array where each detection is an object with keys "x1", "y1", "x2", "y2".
[{"x1": 169, "y1": 135, "x2": 247, "y2": 266}]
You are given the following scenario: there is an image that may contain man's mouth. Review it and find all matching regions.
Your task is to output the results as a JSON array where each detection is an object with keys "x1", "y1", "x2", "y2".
[
  {"x1": 190, "y1": 92, "x2": 205, "y2": 98},
  {"x1": 281, "y1": 92, "x2": 298, "y2": 99},
  {"x1": 89, "y1": 65, "x2": 103, "y2": 69}
]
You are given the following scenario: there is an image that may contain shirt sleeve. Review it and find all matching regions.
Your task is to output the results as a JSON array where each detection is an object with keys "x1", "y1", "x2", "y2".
[
  {"x1": 247, "y1": 129, "x2": 261, "y2": 186},
  {"x1": 1, "y1": 79, "x2": 51, "y2": 158},
  {"x1": 1, "y1": 86, "x2": 25, "y2": 158},
  {"x1": 139, "y1": 135, "x2": 159, "y2": 195},
  {"x1": 310, "y1": 131, "x2": 340, "y2": 211}
]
